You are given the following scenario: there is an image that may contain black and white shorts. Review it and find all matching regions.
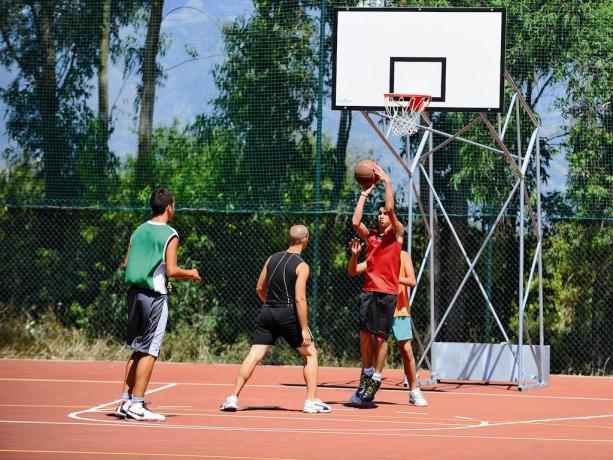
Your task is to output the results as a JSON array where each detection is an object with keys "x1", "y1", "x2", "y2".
[
  {"x1": 252, "y1": 306, "x2": 311, "y2": 349},
  {"x1": 358, "y1": 291, "x2": 397, "y2": 339},
  {"x1": 126, "y1": 286, "x2": 168, "y2": 357}
]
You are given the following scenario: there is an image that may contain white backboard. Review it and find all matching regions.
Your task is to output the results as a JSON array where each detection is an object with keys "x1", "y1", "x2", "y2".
[{"x1": 332, "y1": 8, "x2": 506, "y2": 112}]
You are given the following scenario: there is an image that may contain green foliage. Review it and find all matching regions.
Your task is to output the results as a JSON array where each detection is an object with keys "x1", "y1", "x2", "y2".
[
  {"x1": 561, "y1": 2, "x2": 612, "y2": 219},
  {"x1": 0, "y1": 307, "x2": 127, "y2": 360},
  {"x1": 210, "y1": 0, "x2": 319, "y2": 209},
  {"x1": 0, "y1": 1, "x2": 611, "y2": 375},
  {"x1": 0, "y1": 1, "x2": 104, "y2": 201},
  {"x1": 538, "y1": 222, "x2": 612, "y2": 374}
]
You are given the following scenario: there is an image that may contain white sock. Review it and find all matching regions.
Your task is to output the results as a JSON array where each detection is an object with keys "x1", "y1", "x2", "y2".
[
  {"x1": 372, "y1": 372, "x2": 382, "y2": 382},
  {"x1": 363, "y1": 367, "x2": 374, "y2": 377}
]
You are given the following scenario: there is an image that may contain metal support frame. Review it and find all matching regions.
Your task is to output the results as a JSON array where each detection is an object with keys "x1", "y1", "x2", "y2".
[{"x1": 362, "y1": 73, "x2": 547, "y2": 390}]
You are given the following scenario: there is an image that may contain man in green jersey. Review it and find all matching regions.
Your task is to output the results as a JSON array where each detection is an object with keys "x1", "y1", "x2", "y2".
[{"x1": 115, "y1": 188, "x2": 201, "y2": 422}]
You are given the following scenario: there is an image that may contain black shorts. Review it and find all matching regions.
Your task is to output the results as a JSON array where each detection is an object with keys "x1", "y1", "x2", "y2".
[
  {"x1": 359, "y1": 291, "x2": 397, "y2": 339},
  {"x1": 252, "y1": 306, "x2": 310, "y2": 348}
]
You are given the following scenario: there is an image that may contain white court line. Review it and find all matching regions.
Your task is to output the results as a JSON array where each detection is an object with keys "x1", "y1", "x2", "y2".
[
  {"x1": 2, "y1": 377, "x2": 613, "y2": 402},
  {"x1": 0, "y1": 418, "x2": 612, "y2": 442},
  {"x1": 68, "y1": 383, "x2": 177, "y2": 421},
  {"x1": 84, "y1": 409, "x2": 469, "y2": 427},
  {"x1": 483, "y1": 414, "x2": 613, "y2": 429},
  {"x1": 82, "y1": 409, "x2": 613, "y2": 432}
]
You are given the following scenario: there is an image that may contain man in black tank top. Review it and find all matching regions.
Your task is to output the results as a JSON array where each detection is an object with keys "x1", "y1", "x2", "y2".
[{"x1": 220, "y1": 225, "x2": 331, "y2": 414}]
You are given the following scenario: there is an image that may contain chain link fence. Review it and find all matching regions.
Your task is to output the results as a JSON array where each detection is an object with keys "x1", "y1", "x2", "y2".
[
  {"x1": 0, "y1": 1, "x2": 611, "y2": 374},
  {"x1": 1, "y1": 205, "x2": 610, "y2": 374}
]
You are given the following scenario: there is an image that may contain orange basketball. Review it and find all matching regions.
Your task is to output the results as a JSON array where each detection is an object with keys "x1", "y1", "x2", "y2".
[{"x1": 354, "y1": 160, "x2": 378, "y2": 188}]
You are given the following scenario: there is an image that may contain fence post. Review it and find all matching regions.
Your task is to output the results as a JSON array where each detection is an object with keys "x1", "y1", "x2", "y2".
[{"x1": 312, "y1": 0, "x2": 327, "y2": 336}]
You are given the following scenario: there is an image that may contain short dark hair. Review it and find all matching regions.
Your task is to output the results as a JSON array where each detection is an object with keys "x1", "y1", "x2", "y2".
[
  {"x1": 150, "y1": 188, "x2": 175, "y2": 216},
  {"x1": 377, "y1": 201, "x2": 386, "y2": 211}
]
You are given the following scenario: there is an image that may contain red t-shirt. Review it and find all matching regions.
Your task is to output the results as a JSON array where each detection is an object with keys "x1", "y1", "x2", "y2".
[{"x1": 363, "y1": 228, "x2": 402, "y2": 294}]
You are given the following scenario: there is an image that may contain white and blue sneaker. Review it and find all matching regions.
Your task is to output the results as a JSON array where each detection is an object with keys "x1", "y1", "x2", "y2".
[
  {"x1": 114, "y1": 399, "x2": 130, "y2": 418},
  {"x1": 126, "y1": 403, "x2": 165, "y2": 422},
  {"x1": 303, "y1": 398, "x2": 331, "y2": 413}
]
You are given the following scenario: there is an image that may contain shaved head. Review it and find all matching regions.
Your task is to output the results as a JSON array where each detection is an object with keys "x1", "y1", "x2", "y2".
[{"x1": 289, "y1": 224, "x2": 309, "y2": 245}]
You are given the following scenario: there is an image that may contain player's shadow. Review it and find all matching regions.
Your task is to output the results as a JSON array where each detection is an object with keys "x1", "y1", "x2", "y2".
[
  {"x1": 240, "y1": 406, "x2": 303, "y2": 412},
  {"x1": 283, "y1": 380, "x2": 426, "y2": 394},
  {"x1": 342, "y1": 401, "x2": 378, "y2": 409},
  {"x1": 435, "y1": 380, "x2": 516, "y2": 391},
  {"x1": 282, "y1": 381, "x2": 358, "y2": 390},
  {"x1": 105, "y1": 413, "x2": 180, "y2": 419},
  {"x1": 343, "y1": 399, "x2": 403, "y2": 409}
]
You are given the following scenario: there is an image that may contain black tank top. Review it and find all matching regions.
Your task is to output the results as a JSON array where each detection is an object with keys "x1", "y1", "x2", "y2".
[{"x1": 265, "y1": 251, "x2": 304, "y2": 308}]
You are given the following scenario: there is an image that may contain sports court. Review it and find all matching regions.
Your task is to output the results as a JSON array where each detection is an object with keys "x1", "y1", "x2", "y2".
[
  {"x1": 1, "y1": 2, "x2": 611, "y2": 459},
  {"x1": 1, "y1": 359, "x2": 611, "y2": 459}
]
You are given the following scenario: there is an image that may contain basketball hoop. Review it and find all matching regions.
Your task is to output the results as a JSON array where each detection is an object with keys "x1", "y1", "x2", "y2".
[{"x1": 383, "y1": 93, "x2": 431, "y2": 136}]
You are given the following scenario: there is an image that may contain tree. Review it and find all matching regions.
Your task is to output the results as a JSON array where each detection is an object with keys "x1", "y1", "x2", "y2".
[
  {"x1": 211, "y1": 0, "x2": 319, "y2": 208},
  {"x1": 136, "y1": 0, "x2": 164, "y2": 189},
  {"x1": 539, "y1": 0, "x2": 612, "y2": 373},
  {"x1": 0, "y1": 1, "x2": 100, "y2": 202},
  {"x1": 79, "y1": 0, "x2": 114, "y2": 202},
  {"x1": 98, "y1": 0, "x2": 111, "y2": 140}
]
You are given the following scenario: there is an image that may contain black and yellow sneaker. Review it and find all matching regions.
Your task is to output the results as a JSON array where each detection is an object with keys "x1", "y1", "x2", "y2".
[
  {"x1": 357, "y1": 371, "x2": 371, "y2": 397},
  {"x1": 350, "y1": 371, "x2": 372, "y2": 404},
  {"x1": 359, "y1": 377, "x2": 381, "y2": 402}
]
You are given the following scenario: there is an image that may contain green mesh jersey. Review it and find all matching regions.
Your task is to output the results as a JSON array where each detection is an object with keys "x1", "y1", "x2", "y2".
[{"x1": 124, "y1": 221, "x2": 178, "y2": 294}]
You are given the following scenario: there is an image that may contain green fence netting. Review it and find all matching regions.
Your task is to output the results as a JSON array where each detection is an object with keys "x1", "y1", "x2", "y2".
[{"x1": 1, "y1": 1, "x2": 611, "y2": 374}]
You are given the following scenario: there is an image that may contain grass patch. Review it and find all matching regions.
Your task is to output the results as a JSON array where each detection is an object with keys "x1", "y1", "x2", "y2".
[
  {"x1": 0, "y1": 306, "x2": 363, "y2": 367},
  {"x1": 0, "y1": 308, "x2": 127, "y2": 360}
]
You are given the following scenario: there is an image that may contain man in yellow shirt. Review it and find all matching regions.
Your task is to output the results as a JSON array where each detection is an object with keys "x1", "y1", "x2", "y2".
[{"x1": 348, "y1": 238, "x2": 428, "y2": 406}]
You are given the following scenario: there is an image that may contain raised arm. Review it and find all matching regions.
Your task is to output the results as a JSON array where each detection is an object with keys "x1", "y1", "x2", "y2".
[
  {"x1": 347, "y1": 238, "x2": 367, "y2": 277},
  {"x1": 256, "y1": 256, "x2": 271, "y2": 303},
  {"x1": 352, "y1": 183, "x2": 375, "y2": 239},
  {"x1": 165, "y1": 237, "x2": 201, "y2": 281},
  {"x1": 294, "y1": 262, "x2": 312, "y2": 348},
  {"x1": 399, "y1": 251, "x2": 416, "y2": 288},
  {"x1": 373, "y1": 164, "x2": 404, "y2": 241}
]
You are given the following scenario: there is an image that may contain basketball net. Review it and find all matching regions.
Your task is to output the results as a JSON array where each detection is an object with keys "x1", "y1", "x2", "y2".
[{"x1": 383, "y1": 94, "x2": 431, "y2": 137}]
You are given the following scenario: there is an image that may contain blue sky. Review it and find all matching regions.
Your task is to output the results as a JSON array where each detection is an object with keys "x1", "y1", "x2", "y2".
[{"x1": 0, "y1": 0, "x2": 568, "y2": 195}]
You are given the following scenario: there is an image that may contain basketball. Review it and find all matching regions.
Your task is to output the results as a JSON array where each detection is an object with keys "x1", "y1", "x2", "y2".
[{"x1": 354, "y1": 160, "x2": 377, "y2": 188}]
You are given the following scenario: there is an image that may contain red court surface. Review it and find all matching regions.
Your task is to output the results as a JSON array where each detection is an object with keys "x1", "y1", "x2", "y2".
[{"x1": 0, "y1": 359, "x2": 611, "y2": 459}]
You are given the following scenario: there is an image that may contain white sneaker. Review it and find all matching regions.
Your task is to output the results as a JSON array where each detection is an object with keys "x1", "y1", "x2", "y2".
[
  {"x1": 303, "y1": 398, "x2": 331, "y2": 413},
  {"x1": 126, "y1": 403, "x2": 165, "y2": 422},
  {"x1": 409, "y1": 388, "x2": 428, "y2": 407},
  {"x1": 114, "y1": 399, "x2": 130, "y2": 418},
  {"x1": 220, "y1": 395, "x2": 238, "y2": 412}
]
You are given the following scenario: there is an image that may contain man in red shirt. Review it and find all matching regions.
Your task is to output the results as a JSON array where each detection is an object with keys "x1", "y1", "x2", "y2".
[{"x1": 350, "y1": 162, "x2": 404, "y2": 403}]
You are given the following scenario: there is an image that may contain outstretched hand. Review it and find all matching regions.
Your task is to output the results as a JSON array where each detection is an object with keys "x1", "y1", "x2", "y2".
[
  {"x1": 361, "y1": 181, "x2": 376, "y2": 196},
  {"x1": 372, "y1": 163, "x2": 391, "y2": 183},
  {"x1": 190, "y1": 269, "x2": 201, "y2": 282},
  {"x1": 348, "y1": 237, "x2": 364, "y2": 256}
]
